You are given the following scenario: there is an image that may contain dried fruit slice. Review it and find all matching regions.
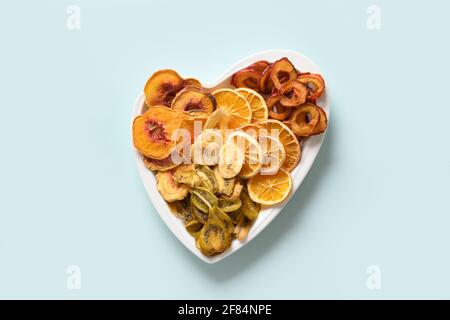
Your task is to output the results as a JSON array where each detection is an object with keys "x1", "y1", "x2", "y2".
[
  {"x1": 223, "y1": 180, "x2": 243, "y2": 200},
  {"x1": 259, "y1": 120, "x2": 301, "y2": 172},
  {"x1": 267, "y1": 94, "x2": 293, "y2": 120},
  {"x1": 156, "y1": 170, "x2": 189, "y2": 202},
  {"x1": 260, "y1": 65, "x2": 274, "y2": 94},
  {"x1": 213, "y1": 166, "x2": 235, "y2": 196},
  {"x1": 143, "y1": 155, "x2": 179, "y2": 172},
  {"x1": 191, "y1": 129, "x2": 223, "y2": 165},
  {"x1": 144, "y1": 69, "x2": 184, "y2": 107},
  {"x1": 173, "y1": 197, "x2": 194, "y2": 223},
  {"x1": 190, "y1": 187, "x2": 218, "y2": 213},
  {"x1": 196, "y1": 206, "x2": 233, "y2": 256},
  {"x1": 298, "y1": 73, "x2": 325, "y2": 100},
  {"x1": 239, "y1": 187, "x2": 260, "y2": 221},
  {"x1": 171, "y1": 87, "x2": 216, "y2": 117},
  {"x1": 185, "y1": 220, "x2": 203, "y2": 237},
  {"x1": 212, "y1": 89, "x2": 252, "y2": 129},
  {"x1": 259, "y1": 135, "x2": 286, "y2": 175},
  {"x1": 238, "y1": 123, "x2": 261, "y2": 139},
  {"x1": 236, "y1": 88, "x2": 268, "y2": 123},
  {"x1": 310, "y1": 105, "x2": 328, "y2": 135},
  {"x1": 247, "y1": 168, "x2": 292, "y2": 205},
  {"x1": 218, "y1": 140, "x2": 244, "y2": 179},
  {"x1": 270, "y1": 57, "x2": 298, "y2": 90},
  {"x1": 195, "y1": 165, "x2": 218, "y2": 194},
  {"x1": 218, "y1": 198, "x2": 242, "y2": 213},
  {"x1": 183, "y1": 78, "x2": 202, "y2": 88},
  {"x1": 247, "y1": 60, "x2": 271, "y2": 73},
  {"x1": 227, "y1": 131, "x2": 263, "y2": 179},
  {"x1": 231, "y1": 68, "x2": 261, "y2": 91},
  {"x1": 288, "y1": 103, "x2": 320, "y2": 137},
  {"x1": 133, "y1": 106, "x2": 186, "y2": 159},
  {"x1": 233, "y1": 214, "x2": 254, "y2": 241},
  {"x1": 204, "y1": 109, "x2": 230, "y2": 131},
  {"x1": 173, "y1": 164, "x2": 201, "y2": 188},
  {"x1": 278, "y1": 79, "x2": 308, "y2": 107}
]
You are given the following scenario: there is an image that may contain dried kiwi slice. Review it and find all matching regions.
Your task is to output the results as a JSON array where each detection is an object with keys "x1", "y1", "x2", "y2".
[
  {"x1": 213, "y1": 166, "x2": 235, "y2": 196},
  {"x1": 218, "y1": 198, "x2": 242, "y2": 213},
  {"x1": 196, "y1": 206, "x2": 233, "y2": 256},
  {"x1": 233, "y1": 214, "x2": 254, "y2": 241},
  {"x1": 192, "y1": 204, "x2": 209, "y2": 224},
  {"x1": 185, "y1": 220, "x2": 203, "y2": 237},
  {"x1": 240, "y1": 187, "x2": 260, "y2": 220},
  {"x1": 173, "y1": 197, "x2": 194, "y2": 223},
  {"x1": 195, "y1": 165, "x2": 218, "y2": 194},
  {"x1": 190, "y1": 187, "x2": 218, "y2": 213}
]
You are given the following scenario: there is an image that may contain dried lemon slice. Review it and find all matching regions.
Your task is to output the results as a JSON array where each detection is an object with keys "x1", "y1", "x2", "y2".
[
  {"x1": 227, "y1": 131, "x2": 263, "y2": 179},
  {"x1": 212, "y1": 89, "x2": 252, "y2": 129},
  {"x1": 247, "y1": 168, "x2": 292, "y2": 205},
  {"x1": 236, "y1": 88, "x2": 268, "y2": 123}
]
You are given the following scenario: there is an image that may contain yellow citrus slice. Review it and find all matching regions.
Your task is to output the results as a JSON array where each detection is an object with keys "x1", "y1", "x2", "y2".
[
  {"x1": 236, "y1": 88, "x2": 268, "y2": 123},
  {"x1": 259, "y1": 120, "x2": 301, "y2": 172},
  {"x1": 227, "y1": 131, "x2": 263, "y2": 179},
  {"x1": 212, "y1": 89, "x2": 252, "y2": 129},
  {"x1": 259, "y1": 135, "x2": 286, "y2": 175},
  {"x1": 238, "y1": 123, "x2": 261, "y2": 139},
  {"x1": 247, "y1": 168, "x2": 292, "y2": 205}
]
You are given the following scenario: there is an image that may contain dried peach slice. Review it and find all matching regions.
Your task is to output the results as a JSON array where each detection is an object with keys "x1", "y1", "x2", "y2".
[
  {"x1": 133, "y1": 106, "x2": 186, "y2": 159},
  {"x1": 171, "y1": 87, "x2": 216, "y2": 117},
  {"x1": 288, "y1": 103, "x2": 320, "y2": 137},
  {"x1": 143, "y1": 155, "x2": 179, "y2": 172},
  {"x1": 278, "y1": 79, "x2": 308, "y2": 107},
  {"x1": 156, "y1": 170, "x2": 189, "y2": 202},
  {"x1": 231, "y1": 68, "x2": 261, "y2": 91},
  {"x1": 183, "y1": 78, "x2": 202, "y2": 88},
  {"x1": 298, "y1": 73, "x2": 325, "y2": 100},
  {"x1": 144, "y1": 69, "x2": 185, "y2": 107},
  {"x1": 270, "y1": 57, "x2": 298, "y2": 90}
]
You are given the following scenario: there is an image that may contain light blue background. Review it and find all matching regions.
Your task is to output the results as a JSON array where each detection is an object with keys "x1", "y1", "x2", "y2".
[{"x1": 1, "y1": 0, "x2": 449, "y2": 299}]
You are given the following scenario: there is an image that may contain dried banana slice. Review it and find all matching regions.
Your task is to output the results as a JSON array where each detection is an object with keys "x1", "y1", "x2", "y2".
[
  {"x1": 240, "y1": 187, "x2": 260, "y2": 220},
  {"x1": 218, "y1": 198, "x2": 242, "y2": 213},
  {"x1": 218, "y1": 141, "x2": 244, "y2": 179},
  {"x1": 190, "y1": 187, "x2": 218, "y2": 213},
  {"x1": 195, "y1": 165, "x2": 218, "y2": 194},
  {"x1": 173, "y1": 164, "x2": 201, "y2": 188},
  {"x1": 156, "y1": 171, "x2": 189, "y2": 202}
]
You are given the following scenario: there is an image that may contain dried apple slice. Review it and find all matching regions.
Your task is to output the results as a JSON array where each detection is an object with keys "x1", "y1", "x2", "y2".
[
  {"x1": 298, "y1": 73, "x2": 325, "y2": 100},
  {"x1": 171, "y1": 87, "x2": 216, "y2": 117},
  {"x1": 247, "y1": 60, "x2": 270, "y2": 73},
  {"x1": 133, "y1": 106, "x2": 186, "y2": 159},
  {"x1": 270, "y1": 57, "x2": 298, "y2": 90},
  {"x1": 267, "y1": 94, "x2": 293, "y2": 120},
  {"x1": 310, "y1": 105, "x2": 328, "y2": 135},
  {"x1": 288, "y1": 103, "x2": 320, "y2": 137},
  {"x1": 231, "y1": 68, "x2": 261, "y2": 91},
  {"x1": 144, "y1": 70, "x2": 184, "y2": 107},
  {"x1": 278, "y1": 79, "x2": 308, "y2": 107},
  {"x1": 259, "y1": 65, "x2": 274, "y2": 94}
]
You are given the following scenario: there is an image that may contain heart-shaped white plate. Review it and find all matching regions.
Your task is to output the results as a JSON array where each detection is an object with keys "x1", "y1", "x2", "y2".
[{"x1": 133, "y1": 49, "x2": 329, "y2": 263}]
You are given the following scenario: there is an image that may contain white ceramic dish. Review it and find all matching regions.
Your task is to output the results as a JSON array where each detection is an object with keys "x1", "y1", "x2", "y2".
[{"x1": 132, "y1": 49, "x2": 329, "y2": 263}]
